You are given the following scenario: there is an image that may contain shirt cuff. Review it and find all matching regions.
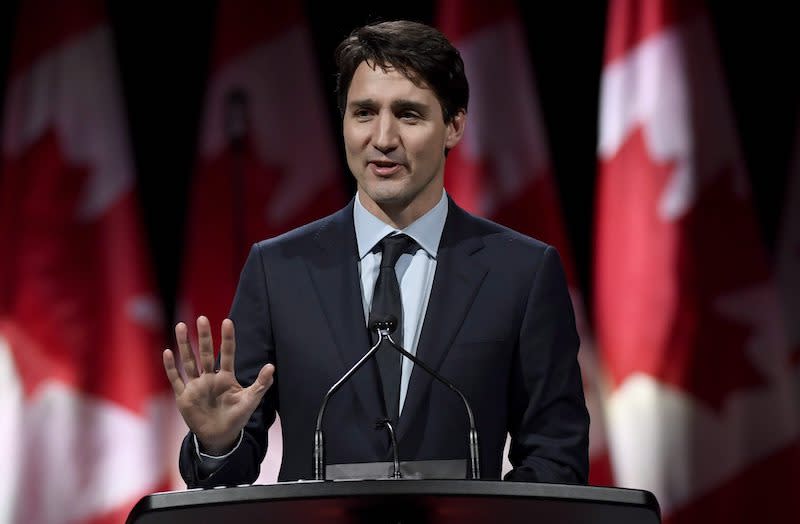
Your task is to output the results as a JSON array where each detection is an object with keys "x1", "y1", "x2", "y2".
[{"x1": 193, "y1": 429, "x2": 244, "y2": 462}]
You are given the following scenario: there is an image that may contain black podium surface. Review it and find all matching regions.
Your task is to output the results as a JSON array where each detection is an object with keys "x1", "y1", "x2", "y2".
[{"x1": 127, "y1": 480, "x2": 660, "y2": 524}]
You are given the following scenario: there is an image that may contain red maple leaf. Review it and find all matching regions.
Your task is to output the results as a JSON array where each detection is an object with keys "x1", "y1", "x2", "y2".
[
  {"x1": 0, "y1": 128, "x2": 165, "y2": 413},
  {"x1": 1, "y1": 129, "x2": 98, "y2": 397},
  {"x1": 597, "y1": 126, "x2": 766, "y2": 411}
]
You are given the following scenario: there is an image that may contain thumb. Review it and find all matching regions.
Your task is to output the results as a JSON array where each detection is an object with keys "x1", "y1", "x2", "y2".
[{"x1": 247, "y1": 363, "x2": 275, "y2": 399}]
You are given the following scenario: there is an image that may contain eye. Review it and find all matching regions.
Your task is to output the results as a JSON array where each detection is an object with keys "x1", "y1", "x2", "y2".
[
  {"x1": 352, "y1": 108, "x2": 373, "y2": 120},
  {"x1": 399, "y1": 111, "x2": 421, "y2": 122}
]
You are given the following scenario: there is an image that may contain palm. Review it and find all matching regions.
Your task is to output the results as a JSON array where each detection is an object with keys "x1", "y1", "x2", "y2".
[{"x1": 163, "y1": 316, "x2": 274, "y2": 454}]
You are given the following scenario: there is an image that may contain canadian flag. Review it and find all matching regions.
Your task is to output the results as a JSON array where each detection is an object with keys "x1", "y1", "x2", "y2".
[
  {"x1": 0, "y1": 1, "x2": 176, "y2": 523},
  {"x1": 177, "y1": 0, "x2": 345, "y2": 484},
  {"x1": 596, "y1": 0, "x2": 800, "y2": 521},
  {"x1": 777, "y1": 117, "x2": 800, "y2": 367},
  {"x1": 436, "y1": 0, "x2": 614, "y2": 484}
]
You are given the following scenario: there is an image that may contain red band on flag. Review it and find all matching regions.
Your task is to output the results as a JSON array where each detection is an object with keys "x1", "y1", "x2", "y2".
[
  {"x1": 603, "y1": 0, "x2": 699, "y2": 65},
  {"x1": 209, "y1": 0, "x2": 302, "y2": 73},
  {"x1": 437, "y1": 0, "x2": 516, "y2": 43}
]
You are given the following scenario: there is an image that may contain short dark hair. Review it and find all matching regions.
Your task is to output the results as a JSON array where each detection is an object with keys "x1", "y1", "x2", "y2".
[{"x1": 334, "y1": 20, "x2": 469, "y2": 123}]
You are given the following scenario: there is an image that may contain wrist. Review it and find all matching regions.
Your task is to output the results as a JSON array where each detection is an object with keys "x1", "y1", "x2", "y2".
[{"x1": 196, "y1": 430, "x2": 242, "y2": 457}]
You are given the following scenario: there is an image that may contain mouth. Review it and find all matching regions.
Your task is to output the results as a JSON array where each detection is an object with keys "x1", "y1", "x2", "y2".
[{"x1": 368, "y1": 160, "x2": 403, "y2": 177}]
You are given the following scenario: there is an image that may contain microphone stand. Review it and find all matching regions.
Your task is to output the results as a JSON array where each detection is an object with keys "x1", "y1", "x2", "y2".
[
  {"x1": 376, "y1": 419, "x2": 401, "y2": 479},
  {"x1": 313, "y1": 318, "x2": 481, "y2": 481},
  {"x1": 225, "y1": 88, "x2": 249, "y2": 279}
]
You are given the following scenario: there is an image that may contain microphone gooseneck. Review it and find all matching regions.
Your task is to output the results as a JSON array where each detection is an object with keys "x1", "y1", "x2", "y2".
[
  {"x1": 371, "y1": 316, "x2": 481, "y2": 480},
  {"x1": 313, "y1": 326, "x2": 388, "y2": 480}
]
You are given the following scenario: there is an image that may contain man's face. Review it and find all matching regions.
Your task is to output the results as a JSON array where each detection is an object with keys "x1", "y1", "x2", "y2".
[{"x1": 343, "y1": 61, "x2": 464, "y2": 221}]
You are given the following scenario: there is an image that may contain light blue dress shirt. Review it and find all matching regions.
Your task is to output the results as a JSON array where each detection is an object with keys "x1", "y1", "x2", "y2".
[{"x1": 353, "y1": 190, "x2": 448, "y2": 415}]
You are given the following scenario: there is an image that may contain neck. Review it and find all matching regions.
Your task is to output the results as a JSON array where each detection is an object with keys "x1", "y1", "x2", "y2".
[{"x1": 358, "y1": 189, "x2": 442, "y2": 229}]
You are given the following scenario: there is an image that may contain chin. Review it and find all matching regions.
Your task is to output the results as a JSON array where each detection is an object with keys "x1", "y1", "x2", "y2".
[
  {"x1": 372, "y1": 193, "x2": 410, "y2": 207},
  {"x1": 362, "y1": 181, "x2": 408, "y2": 203}
]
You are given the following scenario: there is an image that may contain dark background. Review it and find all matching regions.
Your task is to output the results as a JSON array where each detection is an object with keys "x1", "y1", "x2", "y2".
[{"x1": 1, "y1": 1, "x2": 798, "y2": 326}]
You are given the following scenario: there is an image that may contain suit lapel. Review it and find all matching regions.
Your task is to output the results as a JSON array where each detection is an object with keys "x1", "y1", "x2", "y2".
[
  {"x1": 398, "y1": 201, "x2": 488, "y2": 441},
  {"x1": 304, "y1": 201, "x2": 386, "y2": 427}
]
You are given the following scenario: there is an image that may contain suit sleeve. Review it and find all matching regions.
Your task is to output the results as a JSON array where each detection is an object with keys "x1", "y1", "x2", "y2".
[
  {"x1": 505, "y1": 245, "x2": 590, "y2": 484},
  {"x1": 178, "y1": 243, "x2": 279, "y2": 487}
]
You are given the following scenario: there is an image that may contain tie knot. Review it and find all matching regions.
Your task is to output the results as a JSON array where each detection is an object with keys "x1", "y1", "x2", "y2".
[{"x1": 378, "y1": 234, "x2": 418, "y2": 268}]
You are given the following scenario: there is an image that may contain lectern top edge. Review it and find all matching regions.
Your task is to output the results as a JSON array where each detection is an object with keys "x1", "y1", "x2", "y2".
[{"x1": 128, "y1": 479, "x2": 661, "y2": 524}]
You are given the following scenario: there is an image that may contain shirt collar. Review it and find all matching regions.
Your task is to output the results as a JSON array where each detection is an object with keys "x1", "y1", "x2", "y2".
[{"x1": 353, "y1": 190, "x2": 448, "y2": 260}]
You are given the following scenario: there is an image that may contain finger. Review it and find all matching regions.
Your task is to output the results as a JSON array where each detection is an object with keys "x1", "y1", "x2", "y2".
[
  {"x1": 219, "y1": 318, "x2": 236, "y2": 373},
  {"x1": 245, "y1": 363, "x2": 275, "y2": 400},
  {"x1": 162, "y1": 349, "x2": 186, "y2": 396},
  {"x1": 197, "y1": 316, "x2": 215, "y2": 374},
  {"x1": 175, "y1": 322, "x2": 199, "y2": 379}
]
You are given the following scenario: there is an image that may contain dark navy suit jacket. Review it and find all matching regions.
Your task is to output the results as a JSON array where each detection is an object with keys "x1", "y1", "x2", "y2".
[{"x1": 179, "y1": 198, "x2": 589, "y2": 485}]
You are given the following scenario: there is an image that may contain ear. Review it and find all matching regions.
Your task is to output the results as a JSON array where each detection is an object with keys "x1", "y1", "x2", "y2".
[{"x1": 445, "y1": 110, "x2": 466, "y2": 150}]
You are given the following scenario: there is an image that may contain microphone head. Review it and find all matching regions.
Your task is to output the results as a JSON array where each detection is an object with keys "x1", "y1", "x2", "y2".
[{"x1": 369, "y1": 314, "x2": 398, "y2": 334}]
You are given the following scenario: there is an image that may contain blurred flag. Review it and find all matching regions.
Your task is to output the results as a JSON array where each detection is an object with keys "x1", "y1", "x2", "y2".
[
  {"x1": 436, "y1": 0, "x2": 614, "y2": 484},
  {"x1": 177, "y1": 0, "x2": 345, "y2": 484},
  {"x1": 0, "y1": 1, "x2": 175, "y2": 523},
  {"x1": 777, "y1": 117, "x2": 800, "y2": 365},
  {"x1": 596, "y1": 0, "x2": 800, "y2": 521}
]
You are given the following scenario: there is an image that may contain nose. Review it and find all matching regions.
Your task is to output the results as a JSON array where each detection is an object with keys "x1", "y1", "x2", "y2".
[{"x1": 373, "y1": 112, "x2": 399, "y2": 153}]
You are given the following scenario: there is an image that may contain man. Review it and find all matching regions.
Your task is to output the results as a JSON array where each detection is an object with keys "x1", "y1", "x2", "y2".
[{"x1": 164, "y1": 20, "x2": 589, "y2": 487}]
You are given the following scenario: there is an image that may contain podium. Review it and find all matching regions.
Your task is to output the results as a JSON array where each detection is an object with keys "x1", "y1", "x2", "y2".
[{"x1": 127, "y1": 480, "x2": 660, "y2": 523}]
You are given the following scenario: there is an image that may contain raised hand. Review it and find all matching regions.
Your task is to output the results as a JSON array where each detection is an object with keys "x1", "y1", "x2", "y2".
[{"x1": 162, "y1": 316, "x2": 275, "y2": 455}]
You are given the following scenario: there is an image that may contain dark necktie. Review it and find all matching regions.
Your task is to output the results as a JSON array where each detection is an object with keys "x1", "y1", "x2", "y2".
[{"x1": 370, "y1": 233, "x2": 418, "y2": 422}]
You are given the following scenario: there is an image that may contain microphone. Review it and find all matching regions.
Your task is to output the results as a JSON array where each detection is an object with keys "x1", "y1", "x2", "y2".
[
  {"x1": 313, "y1": 318, "x2": 390, "y2": 480},
  {"x1": 312, "y1": 315, "x2": 481, "y2": 480},
  {"x1": 369, "y1": 315, "x2": 481, "y2": 480}
]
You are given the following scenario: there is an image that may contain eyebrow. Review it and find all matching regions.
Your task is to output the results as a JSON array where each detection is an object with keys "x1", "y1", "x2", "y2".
[
  {"x1": 392, "y1": 99, "x2": 429, "y2": 116},
  {"x1": 348, "y1": 98, "x2": 431, "y2": 116}
]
